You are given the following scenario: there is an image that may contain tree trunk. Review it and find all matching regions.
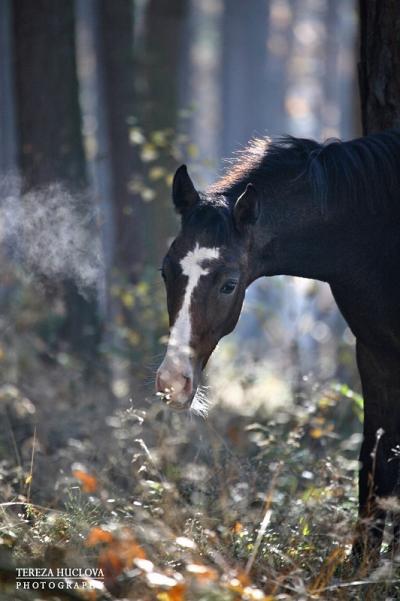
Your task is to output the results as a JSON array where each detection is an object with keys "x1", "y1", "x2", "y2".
[
  {"x1": 98, "y1": 0, "x2": 143, "y2": 282},
  {"x1": 13, "y1": 0, "x2": 86, "y2": 188},
  {"x1": 221, "y1": 0, "x2": 269, "y2": 156},
  {"x1": 359, "y1": 0, "x2": 400, "y2": 133},
  {"x1": 0, "y1": 0, "x2": 17, "y2": 173},
  {"x1": 12, "y1": 0, "x2": 101, "y2": 359},
  {"x1": 138, "y1": 0, "x2": 189, "y2": 267}
]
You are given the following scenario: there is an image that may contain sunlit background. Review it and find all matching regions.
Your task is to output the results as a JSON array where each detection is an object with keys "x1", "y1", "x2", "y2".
[
  {"x1": 184, "y1": 0, "x2": 359, "y2": 414},
  {"x1": 0, "y1": 0, "x2": 361, "y2": 452},
  {"x1": 0, "y1": 3, "x2": 369, "y2": 598}
]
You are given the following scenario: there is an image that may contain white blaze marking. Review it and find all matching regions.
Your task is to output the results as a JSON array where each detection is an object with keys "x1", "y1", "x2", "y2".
[
  {"x1": 157, "y1": 243, "x2": 219, "y2": 402},
  {"x1": 168, "y1": 243, "x2": 220, "y2": 356}
]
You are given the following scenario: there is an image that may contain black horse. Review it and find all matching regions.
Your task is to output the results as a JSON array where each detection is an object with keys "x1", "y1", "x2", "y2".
[{"x1": 156, "y1": 130, "x2": 400, "y2": 559}]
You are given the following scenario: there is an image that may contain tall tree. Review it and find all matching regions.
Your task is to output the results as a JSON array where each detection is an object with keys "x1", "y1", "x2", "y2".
[
  {"x1": 138, "y1": 0, "x2": 189, "y2": 266},
  {"x1": 220, "y1": 0, "x2": 269, "y2": 156},
  {"x1": 359, "y1": 0, "x2": 400, "y2": 133},
  {"x1": 98, "y1": 0, "x2": 143, "y2": 282},
  {"x1": 12, "y1": 0, "x2": 100, "y2": 358},
  {"x1": 0, "y1": 0, "x2": 17, "y2": 173},
  {"x1": 356, "y1": 0, "x2": 400, "y2": 559},
  {"x1": 13, "y1": 0, "x2": 85, "y2": 188}
]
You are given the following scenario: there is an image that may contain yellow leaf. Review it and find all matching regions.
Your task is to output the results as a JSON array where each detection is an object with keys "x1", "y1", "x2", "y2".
[
  {"x1": 129, "y1": 127, "x2": 145, "y2": 145},
  {"x1": 121, "y1": 291, "x2": 135, "y2": 308},
  {"x1": 149, "y1": 166, "x2": 166, "y2": 180},
  {"x1": 151, "y1": 130, "x2": 168, "y2": 147},
  {"x1": 187, "y1": 143, "x2": 199, "y2": 158},
  {"x1": 127, "y1": 331, "x2": 140, "y2": 346},
  {"x1": 136, "y1": 281, "x2": 149, "y2": 297},
  {"x1": 301, "y1": 521, "x2": 310, "y2": 536},
  {"x1": 141, "y1": 143, "x2": 158, "y2": 162},
  {"x1": 310, "y1": 428, "x2": 323, "y2": 439}
]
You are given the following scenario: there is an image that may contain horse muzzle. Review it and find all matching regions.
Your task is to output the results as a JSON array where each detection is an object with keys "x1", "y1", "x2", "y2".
[{"x1": 155, "y1": 352, "x2": 198, "y2": 409}]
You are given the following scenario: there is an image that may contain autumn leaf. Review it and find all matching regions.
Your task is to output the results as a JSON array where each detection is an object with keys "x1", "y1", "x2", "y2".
[
  {"x1": 232, "y1": 521, "x2": 243, "y2": 534},
  {"x1": 96, "y1": 528, "x2": 147, "y2": 590},
  {"x1": 72, "y1": 469, "x2": 98, "y2": 493},
  {"x1": 236, "y1": 570, "x2": 252, "y2": 587},
  {"x1": 85, "y1": 527, "x2": 114, "y2": 546},
  {"x1": 227, "y1": 577, "x2": 245, "y2": 594},
  {"x1": 310, "y1": 428, "x2": 323, "y2": 439},
  {"x1": 99, "y1": 547, "x2": 123, "y2": 587},
  {"x1": 310, "y1": 424, "x2": 334, "y2": 439},
  {"x1": 157, "y1": 583, "x2": 186, "y2": 601}
]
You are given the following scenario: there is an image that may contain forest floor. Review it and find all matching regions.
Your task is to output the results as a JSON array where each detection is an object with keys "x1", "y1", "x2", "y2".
[{"x1": 1, "y1": 341, "x2": 400, "y2": 601}]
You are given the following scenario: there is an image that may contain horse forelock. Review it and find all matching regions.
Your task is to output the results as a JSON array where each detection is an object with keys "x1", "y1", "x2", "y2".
[{"x1": 183, "y1": 201, "x2": 235, "y2": 247}]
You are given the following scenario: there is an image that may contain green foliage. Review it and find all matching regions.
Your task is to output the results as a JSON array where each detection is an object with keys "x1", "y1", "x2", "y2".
[{"x1": 109, "y1": 264, "x2": 168, "y2": 370}]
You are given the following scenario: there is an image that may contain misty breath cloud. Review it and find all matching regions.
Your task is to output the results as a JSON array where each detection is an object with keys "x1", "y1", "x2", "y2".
[{"x1": 0, "y1": 176, "x2": 104, "y2": 295}]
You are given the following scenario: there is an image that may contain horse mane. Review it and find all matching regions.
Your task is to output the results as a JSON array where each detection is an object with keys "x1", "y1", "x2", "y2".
[{"x1": 208, "y1": 130, "x2": 400, "y2": 215}]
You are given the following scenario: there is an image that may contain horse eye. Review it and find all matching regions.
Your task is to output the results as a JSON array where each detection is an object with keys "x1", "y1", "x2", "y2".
[{"x1": 220, "y1": 280, "x2": 238, "y2": 295}]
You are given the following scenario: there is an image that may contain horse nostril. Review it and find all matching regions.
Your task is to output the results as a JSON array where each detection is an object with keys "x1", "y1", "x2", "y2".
[
  {"x1": 156, "y1": 369, "x2": 193, "y2": 404},
  {"x1": 156, "y1": 372, "x2": 168, "y2": 394},
  {"x1": 155, "y1": 372, "x2": 164, "y2": 394}
]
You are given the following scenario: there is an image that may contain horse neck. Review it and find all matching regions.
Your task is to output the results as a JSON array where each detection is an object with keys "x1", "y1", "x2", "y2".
[{"x1": 253, "y1": 202, "x2": 394, "y2": 284}]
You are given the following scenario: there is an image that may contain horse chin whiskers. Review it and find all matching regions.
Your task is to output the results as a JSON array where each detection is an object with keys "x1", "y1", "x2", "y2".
[{"x1": 190, "y1": 385, "x2": 212, "y2": 419}]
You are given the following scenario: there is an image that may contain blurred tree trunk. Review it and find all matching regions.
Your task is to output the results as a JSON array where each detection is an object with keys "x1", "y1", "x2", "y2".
[
  {"x1": 138, "y1": 0, "x2": 189, "y2": 266},
  {"x1": 12, "y1": 0, "x2": 101, "y2": 359},
  {"x1": 264, "y1": 0, "x2": 296, "y2": 137},
  {"x1": 0, "y1": 0, "x2": 17, "y2": 173},
  {"x1": 13, "y1": 0, "x2": 85, "y2": 188},
  {"x1": 141, "y1": 0, "x2": 188, "y2": 132},
  {"x1": 323, "y1": 0, "x2": 339, "y2": 135},
  {"x1": 98, "y1": 0, "x2": 143, "y2": 282},
  {"x1": 220, "y1": 0, "x2": 269, "y2": 156},
  {"x1": 359, "y1": 0, "x2": 400, "y2": 133}
]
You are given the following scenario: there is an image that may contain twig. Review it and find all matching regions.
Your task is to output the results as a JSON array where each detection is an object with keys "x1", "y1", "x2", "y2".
[
  {"x1": 0, "y1": 501, "x2": 61, "y2": 513},
  {"x1": 245, "y1": 461, "x2": 282, "y2": 575},
  {"x1": 26, "y1": 425, "x2": 36, "y2": 503}
]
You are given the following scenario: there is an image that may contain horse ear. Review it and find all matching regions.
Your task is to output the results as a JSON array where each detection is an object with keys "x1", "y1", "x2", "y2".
[
  {"x1": 233, "y1": 183, "x2": 260, "y2": 232},
  {"x1": 172, "y1": 165, "x2": 199, "y2": 215}
]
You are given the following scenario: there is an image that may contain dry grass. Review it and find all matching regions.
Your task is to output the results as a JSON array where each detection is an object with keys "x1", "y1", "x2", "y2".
[{"x1": 1, "y1": 270, "x2": 400, "y2": 600}]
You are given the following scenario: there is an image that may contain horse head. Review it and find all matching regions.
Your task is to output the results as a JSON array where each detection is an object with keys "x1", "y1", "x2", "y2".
[{"x1": 155, "y1": 165, "x2": 260, "y2": 411}]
